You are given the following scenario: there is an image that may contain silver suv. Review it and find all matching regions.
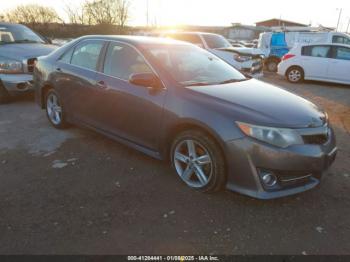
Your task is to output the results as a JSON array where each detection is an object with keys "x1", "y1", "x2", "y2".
[{"x1": 0, "y1": 23, "x2": 57, "y2": 103}]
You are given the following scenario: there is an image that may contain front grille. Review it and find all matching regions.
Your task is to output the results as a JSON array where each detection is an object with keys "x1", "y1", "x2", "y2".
[
  {"x1": 302, "y1": 134, "x2": 328, "y2": 145},
  {"x1": 252, "y1": 61, "x2": 261, "y2": 67},
  {"x1": 27, "y1": 58, "x2": 37, "y2": 73}
]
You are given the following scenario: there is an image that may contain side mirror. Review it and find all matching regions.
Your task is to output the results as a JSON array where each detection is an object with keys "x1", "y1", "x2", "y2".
[{"x1": 129, "y1": 73, "x2": 163, "y2": 89}]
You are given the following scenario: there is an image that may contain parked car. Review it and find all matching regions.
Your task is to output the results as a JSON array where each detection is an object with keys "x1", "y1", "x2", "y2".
[
  {"x1": 34, "y1": 36, "x2": 337, "y2": 199},
  {"x1": 164, "y1": 32, "x2": 264, "y2": 78},
  {"x1": 278, "y1": 43, "x2": 350, "y2": 85},
  {"x1": 0, "y1": 22, "x2": 57, "y2": 103},
  {"x1": 228, "y1": 40, "x2": 245, "y2": 48},
  {"x1": 259, "y1": 31, "x2": 350, "y2": 72}
]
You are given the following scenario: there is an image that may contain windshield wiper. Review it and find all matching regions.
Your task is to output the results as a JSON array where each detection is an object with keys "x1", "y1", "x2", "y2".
[
  {"x1": 11, "y1": 39, "x2": 41, "y2": 44},
  {"x1": 218, "y1": 78, "x2": 247, "y2": 85}
]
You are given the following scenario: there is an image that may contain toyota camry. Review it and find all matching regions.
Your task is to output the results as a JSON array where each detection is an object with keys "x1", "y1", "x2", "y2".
[{"x1": 34, "y1": 36, "x2": 337, "y2": 199}]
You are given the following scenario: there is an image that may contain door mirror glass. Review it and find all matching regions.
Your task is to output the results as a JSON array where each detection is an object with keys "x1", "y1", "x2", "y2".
[{"x1": 129, "y1": 73, "x2": 162, "y2": 89}]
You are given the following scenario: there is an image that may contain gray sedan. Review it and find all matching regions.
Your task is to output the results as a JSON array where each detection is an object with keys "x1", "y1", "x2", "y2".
[{"x1": 34, "y1": 36, "x2": 337, "y2": 199}]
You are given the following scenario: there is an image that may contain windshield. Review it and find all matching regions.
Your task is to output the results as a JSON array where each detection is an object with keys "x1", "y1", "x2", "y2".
[
  {"x1": 201, "y1": 34, "x2": 232, "y2": 49},
  {"x1": 0, "y1": 25, "x2": 45, "y2": 44},
  {"x1": 146, "y1": 44, "x2": 246, "y2": 86}
]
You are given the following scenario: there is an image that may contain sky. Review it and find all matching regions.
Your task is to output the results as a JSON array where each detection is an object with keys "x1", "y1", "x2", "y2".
[{"x1": 0, "y1": 0, "x2": 350, "y2": 31}]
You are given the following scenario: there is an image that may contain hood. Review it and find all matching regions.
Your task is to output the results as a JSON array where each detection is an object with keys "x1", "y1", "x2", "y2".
[
  {"x1": 185, "y1": 79, "x2": 326, "y2": 128},
  {"x1": 216, "y1": 46, "x2": 265, "y2": 56},
  {"x1": 0, "y1": 43, "x2": 57, "y2": 60}
]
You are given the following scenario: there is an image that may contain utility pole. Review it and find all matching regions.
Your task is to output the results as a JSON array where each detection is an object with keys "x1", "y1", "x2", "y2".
[
  {"x1": 146, "y1": 0, "x2": 149, "y2": 27},
  {"x1": 336, "y1": 8, "x2": 342, "y2": 32}
]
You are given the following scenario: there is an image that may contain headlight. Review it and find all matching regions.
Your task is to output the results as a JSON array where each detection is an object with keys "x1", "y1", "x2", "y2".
[
  {"x1": 237, "y1": 122, "x2": 303, "y2": 148},
  {"x1": 0, "y1": 57, "x2": 23, "y2": 74},
  {"x1": 233, "y1": 54, "x2": 251, "y2": 62}
]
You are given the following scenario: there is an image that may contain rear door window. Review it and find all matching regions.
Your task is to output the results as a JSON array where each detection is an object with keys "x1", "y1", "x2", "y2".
[
  {"x1": 71, "y1": 41, "x2": 104, "y2": 71},
  {"x1": 59, "y1": 48, "x2": 74, "y2": 64},
  {"x1": 301, "y1": 45, "x2": 331, "y2": 58}
]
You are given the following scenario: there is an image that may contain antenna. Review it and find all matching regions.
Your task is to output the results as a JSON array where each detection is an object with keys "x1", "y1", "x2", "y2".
[
  {"x1": 336, "y1": 8, "x2": 342, "y2": 32},
  {"x1": 146, "y1": 0, "x2": 149, "y2": 27}
]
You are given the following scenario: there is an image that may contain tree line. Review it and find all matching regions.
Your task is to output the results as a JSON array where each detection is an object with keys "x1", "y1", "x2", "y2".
[{"x1": 0, "y1": 0, "x2": 130, "y2": 28}]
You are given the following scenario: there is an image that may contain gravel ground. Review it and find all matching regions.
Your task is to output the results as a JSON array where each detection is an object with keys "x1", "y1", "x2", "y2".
[{"x1": 0, "y1": 74, "x2": 349, "y2": 255}]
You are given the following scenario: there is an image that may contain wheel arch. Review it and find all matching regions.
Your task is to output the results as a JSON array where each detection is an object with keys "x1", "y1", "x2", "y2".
[
  {"x1": 266, "y1": 56, "x2": 281, "y2": 64},
  {"x1": 40, "y1": 82, "x2": 55, "y2": 109},
  {"x1": 164, "y1": 119, "x2": 227, "y2": 163},
  {"x1": 286, "y1": 65, "x2": 305, "y2": 77}
]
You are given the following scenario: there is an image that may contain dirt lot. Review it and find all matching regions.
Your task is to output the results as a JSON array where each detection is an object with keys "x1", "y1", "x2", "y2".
[{"x1": 0, "y1": 74, "x2": 349, "y2": 255}]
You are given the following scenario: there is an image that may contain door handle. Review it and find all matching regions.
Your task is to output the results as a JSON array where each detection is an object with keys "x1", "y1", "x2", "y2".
[{"x1": 96, "y1": 80, "x2": 108, "y2": 89}]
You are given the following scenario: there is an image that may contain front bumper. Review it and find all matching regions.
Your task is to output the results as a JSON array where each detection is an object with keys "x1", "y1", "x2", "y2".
[
  {"x1": 0, "y1": 74, "x2": 34, "y2": 95},
  {"x1": 241, "y1": 60, "x2": 264, "y2": 78},
  {"x1": 224, "y1": 127, "x2": 337, "y2": 199}
]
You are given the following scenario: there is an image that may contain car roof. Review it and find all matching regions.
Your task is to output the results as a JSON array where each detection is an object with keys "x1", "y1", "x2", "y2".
[
  {"x1": 76, "y1": 35, "x2": 194, "y2": 47},
  {"x1": 164, "y1": 31, "x2": 220, "y2": 36}
]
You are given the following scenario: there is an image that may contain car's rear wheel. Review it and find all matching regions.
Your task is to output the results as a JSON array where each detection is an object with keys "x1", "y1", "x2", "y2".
[
  {"x1": 170, "y1": 130, "x2": 226, "y2": 193},
  {"x1": 45, "y1": 89, "x2": 67, "y2": 129},
  {"x1": 266, "y1": 58, "x2": 279, "y2": 72},
  {"x1": 0, "y1": 83, "x2": 10, "y2": 104},
  {"x1": 286, "y1": 67, "x2": 304, "y2": 83}
]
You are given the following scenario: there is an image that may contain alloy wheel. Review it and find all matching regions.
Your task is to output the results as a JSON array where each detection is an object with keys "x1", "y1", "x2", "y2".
[
  {"x1": 173, "y1": 139, "x2": 213, "y2": 188},
  {"x1": 46, "y1": 93, "x2": 62, "y2": 125}
]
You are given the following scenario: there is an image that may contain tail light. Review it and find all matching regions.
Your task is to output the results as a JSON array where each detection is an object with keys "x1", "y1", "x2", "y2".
[{"x1": 282, "y1": 54, "x2": 295, "y2": 61}]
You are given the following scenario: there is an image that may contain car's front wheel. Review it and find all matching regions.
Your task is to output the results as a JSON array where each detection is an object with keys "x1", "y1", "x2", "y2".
[
  {"x1": 170, "y1": 130, "x2": 226, "y2": 193},
  {"x1": 266, "y1": 58, "x2": 279, "y2": 72},
  {"x1": 45, "y1": 89, "x2": 67, "y2": 129}
]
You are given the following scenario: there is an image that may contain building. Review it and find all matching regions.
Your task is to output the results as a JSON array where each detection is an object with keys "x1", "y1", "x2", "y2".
[
  {"x1": 223, "y1": 23, "x2": 270, "y2": 41},
  {"x1": 256, "y1": 19, "x2": 308, "y2": 28}
]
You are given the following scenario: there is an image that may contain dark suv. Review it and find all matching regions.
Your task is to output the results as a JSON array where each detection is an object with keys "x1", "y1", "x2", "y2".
[{"x1": 0, "y1": 23, "x2": 56, "y2": 103}]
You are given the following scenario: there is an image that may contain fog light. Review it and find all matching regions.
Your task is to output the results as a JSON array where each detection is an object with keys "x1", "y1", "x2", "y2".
[{"x1": 262, "y1": 173, "x2": 277, "y2": 187}]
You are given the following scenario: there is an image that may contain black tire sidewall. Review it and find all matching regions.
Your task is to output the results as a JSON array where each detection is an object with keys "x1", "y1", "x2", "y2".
[
  {"x1": 267, "y1": 60, "x2": 278, "y2": 72},
  {"x1": 170, "y1": 130, "x2": 226, "y2": 193}
]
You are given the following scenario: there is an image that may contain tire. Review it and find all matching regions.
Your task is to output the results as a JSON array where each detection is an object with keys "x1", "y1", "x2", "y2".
[
  {"x1": 170, "y1": 129, "x2": 226, "y2": 193},
  {"x1": 266, "y1": 59, "x2": 279, "y2": 72},
  {"x1": 286, "y1": 66, "x2": 304, "y2": 83},
  {"x1": 0, "y1": 83, "x2": 10, "y2": 104},
  {"x1": 45, "y1": 89, "x2": 67, "y2": 129}
]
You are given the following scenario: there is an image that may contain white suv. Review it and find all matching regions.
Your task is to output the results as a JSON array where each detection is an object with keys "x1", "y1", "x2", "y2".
[{"x1": 278, "y1": 43, "x2": 350, "y2": 85}]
